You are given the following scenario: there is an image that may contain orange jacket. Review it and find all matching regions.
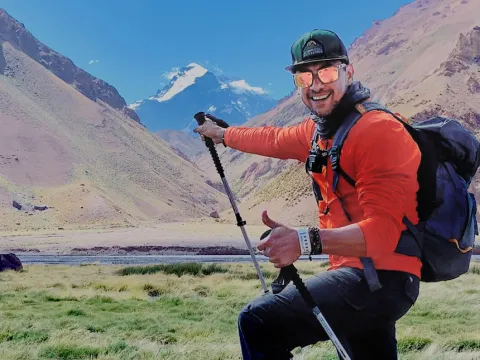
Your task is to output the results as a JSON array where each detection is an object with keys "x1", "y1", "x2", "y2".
[{"x1": 224, "y1": 110, "x2": 423, "y2": 278}]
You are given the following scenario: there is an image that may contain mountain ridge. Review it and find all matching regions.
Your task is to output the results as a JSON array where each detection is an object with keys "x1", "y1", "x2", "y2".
[{"x1": 0, "y1": 8, "x2": 140, "y2": 124}]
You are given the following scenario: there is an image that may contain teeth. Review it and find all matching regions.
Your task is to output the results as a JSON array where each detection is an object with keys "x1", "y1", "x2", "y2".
[{"x1": 312, "y1": 93, "x2": 330, "y2": 100}]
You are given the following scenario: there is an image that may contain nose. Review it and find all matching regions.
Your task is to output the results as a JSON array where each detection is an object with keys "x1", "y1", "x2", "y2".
[{"x1": 310, "y1": 75, "x2": 325, "y2": 93}]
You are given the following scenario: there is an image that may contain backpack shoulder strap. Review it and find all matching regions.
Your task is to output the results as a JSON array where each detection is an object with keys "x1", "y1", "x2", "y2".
[
  {"x1": 330, "y1": 101, "x2": 398, "y2": 194},
  {"x1": 308, "y1": 124, "x2": 323, "y2": 203},
  {"x1": 330, "y1": 103, "x2": 368, "y2": 192}
]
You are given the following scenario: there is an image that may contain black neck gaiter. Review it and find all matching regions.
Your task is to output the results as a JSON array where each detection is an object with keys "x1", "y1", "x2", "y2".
[{"x1": 310, "y1": 81, "x2": 371, "y2": 140}]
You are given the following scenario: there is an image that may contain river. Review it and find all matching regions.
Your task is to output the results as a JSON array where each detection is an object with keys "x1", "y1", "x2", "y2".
[
  {"x1": 15, "y1": 254, "x2": 480, "y2": 265},
  {"x1": 16, "y1": 254, "x2": 328, "y2": 265}
]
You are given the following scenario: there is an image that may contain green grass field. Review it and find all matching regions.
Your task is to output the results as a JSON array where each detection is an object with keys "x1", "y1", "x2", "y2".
[{"x1": 0, "y1": 261, "x2": 479, "y2": 360}]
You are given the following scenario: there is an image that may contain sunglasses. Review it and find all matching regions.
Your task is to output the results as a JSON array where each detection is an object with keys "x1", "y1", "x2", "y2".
[{"x1": 293, "y1": 64, "x2": 347, "y2": 88}]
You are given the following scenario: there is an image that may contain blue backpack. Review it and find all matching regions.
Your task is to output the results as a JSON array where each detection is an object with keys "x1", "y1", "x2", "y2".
[{"x1": 308, "y1": 101, "x2": 480, "y2": 290}]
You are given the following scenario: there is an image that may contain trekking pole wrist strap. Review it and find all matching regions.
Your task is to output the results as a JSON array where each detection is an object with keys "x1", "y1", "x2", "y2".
[{"x1": 297, "y1": 228, "x2": 312, "y2": 255}]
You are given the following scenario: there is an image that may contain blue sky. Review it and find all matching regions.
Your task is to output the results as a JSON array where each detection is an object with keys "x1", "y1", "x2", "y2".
[{"x1": 0, "y1": 0, "x2": 412, "y2": 103}]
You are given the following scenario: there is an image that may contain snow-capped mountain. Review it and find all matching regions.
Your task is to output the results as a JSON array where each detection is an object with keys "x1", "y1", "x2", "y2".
[{"x1": 129, "y1": 63, "x2": 278, "y2": 133}]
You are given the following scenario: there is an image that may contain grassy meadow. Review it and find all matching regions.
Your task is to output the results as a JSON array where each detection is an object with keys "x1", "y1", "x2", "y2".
[{"x1": 0, "y1": 261, "x2": 479, "y2": 360}]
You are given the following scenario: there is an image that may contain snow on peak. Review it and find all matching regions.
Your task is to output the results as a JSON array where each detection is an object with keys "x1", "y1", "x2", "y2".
[
  {"x1": 187, "y1": 62, "x2": 205, "y2": 69},
  {"x1": 156, "y1": 63, "x2": 208, "y2": 102}
]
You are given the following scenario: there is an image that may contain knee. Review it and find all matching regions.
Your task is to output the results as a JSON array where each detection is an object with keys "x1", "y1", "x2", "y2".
[
  {"x1": 237, "y1": 296, "x2": 271, "y2": 335},
  {"x1": 238, "y1": 304, "x2": 261, "y2": 334}
]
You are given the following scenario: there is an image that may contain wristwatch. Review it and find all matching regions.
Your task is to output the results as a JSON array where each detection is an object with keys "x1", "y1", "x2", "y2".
[
  {"x1": 296, "y1": 227, "x2": 323, "y2": 258},
  {"x1": 297, "y1": 228, "x2": 311, "y2": 255}
]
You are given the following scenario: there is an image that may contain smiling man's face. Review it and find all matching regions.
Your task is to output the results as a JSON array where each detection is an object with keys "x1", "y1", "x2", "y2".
[{"x1": 296, "y1": 60, "x2": 354, "y2": 117}]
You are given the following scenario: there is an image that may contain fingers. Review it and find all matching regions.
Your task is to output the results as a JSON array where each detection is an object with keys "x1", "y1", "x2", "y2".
[
  {"x1": 193, "y1": 119, "x2": 220, "y2": 139},
  {"x1": 258, "y1": 211, "x2": 286, "y2": 264},
  {"x1": 258, "y1": 211, "x2": 281, "y2": 251},
  {"x1": 257, "y1": 227, "x2": 281, "y2": 254},
  {"x1": 192, "y1": 127, "x2": 206, "y2": 142},
  {"x1": 268, "y1": 254, "x2": 290, "y2": 268},
  {"x1": 257, "y1": 227, "x2": 277, "y2": 252},
  {"x1": 206, "y1": 114, "x2": 229, "y2": 128},
  {"x1": 257, "y1": 236, "x2": 271, "y2": 252},
  {"x1": 261, "y1": 210, "x2": 282, "y2": 229},
  {"x1": 193, "y1": 119, "x2": 211, "y2": 133},
  {"x1": 193, "y1": 125, "x2": 203, "y2": 134}
]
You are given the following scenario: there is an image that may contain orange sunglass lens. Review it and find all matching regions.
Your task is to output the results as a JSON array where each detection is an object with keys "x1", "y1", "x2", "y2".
[
  {"x1": 294, "y1": 72, "x2": 312, "y2": 88},
  {"x1": 318, "y1": 67, "x2": 339, "y2": 84}
]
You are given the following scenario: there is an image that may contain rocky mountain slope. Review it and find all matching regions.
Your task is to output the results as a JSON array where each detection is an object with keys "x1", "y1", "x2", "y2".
[
  {"x1": 130, "y1": 63, "x2": 277, "y2": 132},
  {"x1": 0, "y1": 12, "x2": 230, "y2": 232},
  {"x1": 129, "y1": 63, "x2": 278, "y2": 157},
  {"x1": 198, "y1": 0, "x2": 480, "y2": 227}
]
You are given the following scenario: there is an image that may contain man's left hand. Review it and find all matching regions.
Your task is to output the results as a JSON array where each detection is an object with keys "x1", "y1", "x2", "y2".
[{"x1": 257, "y1": 210, "x2": 301, "y2": 268}]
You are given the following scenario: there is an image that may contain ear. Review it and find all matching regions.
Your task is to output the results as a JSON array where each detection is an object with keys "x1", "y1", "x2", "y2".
[{"x1": 346, "y1": 64, "x2": 354, "y2": 84}]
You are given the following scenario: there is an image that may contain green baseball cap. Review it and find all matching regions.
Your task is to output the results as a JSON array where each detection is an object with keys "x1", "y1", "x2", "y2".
[{"x1": 285, "y1": 29, "x2": 349, "y2": 72}]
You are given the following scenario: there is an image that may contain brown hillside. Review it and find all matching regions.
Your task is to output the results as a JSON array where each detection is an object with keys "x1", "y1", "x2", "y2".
[
  {"x1": 156, "y1": 129, "x2": 206, "y2": 159},
  {"x1": 0, "y1": 40, "x2": 229, "y2": 232}
]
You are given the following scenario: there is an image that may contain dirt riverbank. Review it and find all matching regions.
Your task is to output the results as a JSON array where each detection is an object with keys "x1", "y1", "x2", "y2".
[{"x1": 0, "y1": 221, "x2": 267, "y2": 255}]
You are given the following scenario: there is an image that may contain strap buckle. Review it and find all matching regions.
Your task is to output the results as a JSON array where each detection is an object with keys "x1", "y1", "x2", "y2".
[{"x1": 329, "y1": 146, "x2": 339, "y2": 170}]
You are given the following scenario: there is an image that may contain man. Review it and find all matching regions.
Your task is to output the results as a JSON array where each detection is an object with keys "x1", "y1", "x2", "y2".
[{"x1": 194, "y1": 29, "x2": 421, "y2": 360}]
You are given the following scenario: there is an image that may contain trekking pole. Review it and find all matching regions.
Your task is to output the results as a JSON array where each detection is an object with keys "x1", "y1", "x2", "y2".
[
  {"x1": 260, "y1": 229, "x2": 351, "y2": 360},
  {"x1": 193, "y1": 112, "x2": 269, "y2": 293}
]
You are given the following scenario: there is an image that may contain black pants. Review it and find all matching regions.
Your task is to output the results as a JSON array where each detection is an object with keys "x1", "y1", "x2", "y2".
[{"x1": 238, "y1": 266, "x2": 419, "y2": 360}]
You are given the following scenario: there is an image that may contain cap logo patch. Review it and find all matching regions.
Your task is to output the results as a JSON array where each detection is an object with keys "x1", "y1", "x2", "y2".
[{"x1": 302, "y1": 40, "x2": 324, "y2": 60}]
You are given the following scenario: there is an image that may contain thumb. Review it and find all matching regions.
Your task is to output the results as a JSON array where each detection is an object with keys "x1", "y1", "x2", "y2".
[
  {"x1": 262, "y1": 210, "x2": 282, "y2": 229},
  {"x1": 193, "y1": 125, "x2": 203, "y2": 134}
]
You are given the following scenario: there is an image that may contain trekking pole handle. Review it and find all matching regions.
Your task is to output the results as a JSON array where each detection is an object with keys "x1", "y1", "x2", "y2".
[
  {"x1": 194, "y1": 112, "x2": 215, "y2": 149},
  {"x1": 261, "y1": 229, "x2": 315, "y2": 308},
  {"x1": 193, "y1": 112, "x2": 225, "y2": 178},
  {"x1": 283, "y1": 265, "x2": 316, "y2": 308},
  {"x1": 193, "y1": 111, "x2": 207, "y2": 126}
]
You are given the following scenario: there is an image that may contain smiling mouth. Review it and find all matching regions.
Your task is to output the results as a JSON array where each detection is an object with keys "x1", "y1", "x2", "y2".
[{"x1": 311, "y1": 92, "x2": 332, "y2": 101}]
